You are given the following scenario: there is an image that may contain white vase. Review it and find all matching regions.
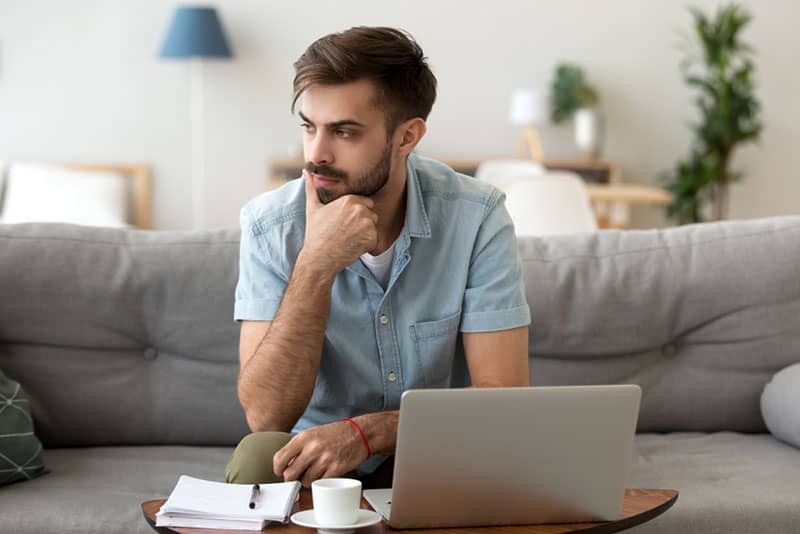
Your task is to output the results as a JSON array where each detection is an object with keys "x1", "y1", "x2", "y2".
[{"x1": 574, "y1": 108, "x2": 603, "y2": 159}]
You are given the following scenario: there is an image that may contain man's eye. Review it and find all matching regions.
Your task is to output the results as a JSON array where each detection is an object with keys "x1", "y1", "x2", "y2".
[
  {"x1": 335, "y1": 130, "x2": 352, "y2": 138},
  {"x1": 300, "y1": 123, "x2": 314, "y2": 133}
]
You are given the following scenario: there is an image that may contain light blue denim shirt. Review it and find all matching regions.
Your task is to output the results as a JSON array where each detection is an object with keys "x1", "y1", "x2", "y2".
[{"x1": 234, "y1": 154, "x2": 530, "y2": 473}]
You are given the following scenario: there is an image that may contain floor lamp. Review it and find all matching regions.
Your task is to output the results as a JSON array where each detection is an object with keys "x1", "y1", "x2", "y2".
[
  {"x1": 509, "y1": 88, "x2": 546, "y2": 162},
  {"x1": 159, "y1": 6, "x2": 233, "y2": 230}
]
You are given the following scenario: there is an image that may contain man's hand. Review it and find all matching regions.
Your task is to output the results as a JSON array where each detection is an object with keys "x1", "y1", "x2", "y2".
[
  {"x1": 273, "y1": 420, "x2": 369, "y2": 487},
  {"x1": 301, "y1": 171, "x2": 379, "y2": 275}
]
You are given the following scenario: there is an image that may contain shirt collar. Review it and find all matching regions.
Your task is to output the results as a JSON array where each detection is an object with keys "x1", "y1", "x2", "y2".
[{"x1": 403, "y1": 154, "x2": 432, "y2": 239}]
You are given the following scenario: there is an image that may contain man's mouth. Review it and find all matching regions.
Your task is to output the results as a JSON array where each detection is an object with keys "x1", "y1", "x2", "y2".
[{"x1": 310, "y1": 173, "x2": 339, "y2": 188}]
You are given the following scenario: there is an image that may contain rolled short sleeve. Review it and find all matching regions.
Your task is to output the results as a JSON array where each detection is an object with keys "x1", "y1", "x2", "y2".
[
  {"x1": 460, "y1": 192, "x2": 531, "y2": 332},
  {"x1": 233, "y1": 205, "x2": 289, "y2": 322}
]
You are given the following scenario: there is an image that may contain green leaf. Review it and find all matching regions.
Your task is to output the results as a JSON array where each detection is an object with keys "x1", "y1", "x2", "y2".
[
  {"x1": 664, "y1": 3, "x2": 761, "y2": 225},
  {"x1": 549, "y1": 62, "x2": 600, "y2": 123}
]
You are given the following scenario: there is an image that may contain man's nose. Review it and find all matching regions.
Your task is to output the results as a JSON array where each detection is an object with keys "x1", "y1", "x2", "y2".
[{"x1": 305, "y1": 131, "x2": 333, "y2": 166}]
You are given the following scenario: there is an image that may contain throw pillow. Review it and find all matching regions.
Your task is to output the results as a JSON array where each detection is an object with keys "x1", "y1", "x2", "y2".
[
  {"x1": 0, "y1": 369, "x2": 47, "y2": 485},
  {"x1": 0, "y1": 162, "x2": 130, "y2": 227},
  {"x1": 761, "y1": 363, "x2": 800, "y2": 449}
]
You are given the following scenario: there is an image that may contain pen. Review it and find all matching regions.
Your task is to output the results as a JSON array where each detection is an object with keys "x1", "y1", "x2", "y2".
[{"x1": 248, "y1": 484, "x2": 261, "y2": 509}]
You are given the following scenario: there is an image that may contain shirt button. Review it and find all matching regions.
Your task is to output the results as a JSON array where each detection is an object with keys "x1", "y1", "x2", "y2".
[
  {"x1": 387, "y1": 372, "x2": 397, "y2": 382},
  {"x1": 379, "y1": 314, "x2": 389, "y2": 325}
]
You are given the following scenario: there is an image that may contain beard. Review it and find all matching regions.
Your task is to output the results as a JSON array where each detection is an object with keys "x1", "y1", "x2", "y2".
[{"x1": 305, "y1": 141, "x2": 392, "y2": 204}]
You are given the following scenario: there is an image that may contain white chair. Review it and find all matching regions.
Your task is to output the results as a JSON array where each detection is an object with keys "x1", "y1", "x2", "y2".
[
  {"x1": 474, "y1": 159, "x2": 545, "y2": 192},
  {"x1": 503, "y1": 171, "x2": 598, "y2": 236}
]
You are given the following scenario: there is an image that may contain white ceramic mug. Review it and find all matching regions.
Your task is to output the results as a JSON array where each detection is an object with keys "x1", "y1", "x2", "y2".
[{"x1": 311, "y1": 478, "x2": 362, "y2": 526}]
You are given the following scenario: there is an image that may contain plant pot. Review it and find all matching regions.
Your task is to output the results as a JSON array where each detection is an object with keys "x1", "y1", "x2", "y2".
[{"x1": 574, "y1": 107, "x2": 604, "y2": 159}]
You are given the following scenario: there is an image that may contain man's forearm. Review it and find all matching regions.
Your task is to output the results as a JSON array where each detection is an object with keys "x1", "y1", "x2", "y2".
[
  {"x1": 352, "y1": 410, "x2": 399, "y2": 456},
  {"x1": 237, "y1": 252, "x2": 335, "y2": 432}
]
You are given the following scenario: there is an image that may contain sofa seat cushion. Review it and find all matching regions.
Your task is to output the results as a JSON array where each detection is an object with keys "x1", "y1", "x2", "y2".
[
  {"x1": 0, "y1": 446, "x2": 234, "y2": 534},
  {"x1": 628, "y1": 432, "x2": 800, "y2": 533}
]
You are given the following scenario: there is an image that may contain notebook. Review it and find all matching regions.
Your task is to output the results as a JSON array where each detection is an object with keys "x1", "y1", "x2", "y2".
[{"x1": 156, "y1": 475, "x2": 302, "y2": 531}]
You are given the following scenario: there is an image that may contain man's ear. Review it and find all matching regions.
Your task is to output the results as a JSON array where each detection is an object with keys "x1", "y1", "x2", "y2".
[{"x1": 395, "y1": 118, "x2": 427, "y2": 157}]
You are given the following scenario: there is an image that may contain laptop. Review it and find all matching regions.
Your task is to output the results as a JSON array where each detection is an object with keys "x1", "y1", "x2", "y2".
[{"x1": 363, "y1": 385, "x2": 641, "y2": 529}]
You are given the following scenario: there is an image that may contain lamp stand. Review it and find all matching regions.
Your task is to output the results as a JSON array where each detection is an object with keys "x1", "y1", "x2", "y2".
[
  {"x1": 514, "y1": 124, "x2": 544, "y2": 162},
  {"x1": 190, "y1": 58, "x2": 206, "y2": 230}
]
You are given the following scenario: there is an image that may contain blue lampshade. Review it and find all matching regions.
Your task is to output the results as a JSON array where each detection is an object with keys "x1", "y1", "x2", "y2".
[{"x1": 159, "y1": 6, "x2": 233, "y2": 59}]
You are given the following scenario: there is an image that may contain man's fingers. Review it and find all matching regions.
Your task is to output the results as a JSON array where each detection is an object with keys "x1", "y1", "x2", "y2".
[
  {"x1": 284, "y1": 453, "x2": 315, "y2": 483},
  {"x1": 279, "y1": 442, "x2": 315, "y2": 482},
  {"x1": 303, "y1": 170, "x2": 321, "y2": 212},
  {"x1": 300, "y1": 462, "x2": 327, "y2": 488},
  {"x1": 321, "y1": 463, "x2": 346, "y2": 480},
  {"x1": 273, "y1": 439, "x2": 301, "y2": 479}
]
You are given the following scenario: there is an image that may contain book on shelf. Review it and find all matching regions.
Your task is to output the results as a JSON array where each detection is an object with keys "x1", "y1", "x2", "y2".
[{"x1": 156, "y1": 475, "x2": 302, "y2": 531}]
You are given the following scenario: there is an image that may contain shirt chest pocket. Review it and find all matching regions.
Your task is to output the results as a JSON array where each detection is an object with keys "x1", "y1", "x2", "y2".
[{"x1": 409, "y1": 311, "x2": 461, "y2": 388}]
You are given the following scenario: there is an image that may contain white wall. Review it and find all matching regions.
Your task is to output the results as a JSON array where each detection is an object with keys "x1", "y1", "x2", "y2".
[{"x1": 0, "y1": 0, "x2": 797, "y2": 229}]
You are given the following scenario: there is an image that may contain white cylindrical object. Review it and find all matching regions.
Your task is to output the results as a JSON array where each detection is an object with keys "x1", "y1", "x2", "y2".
[
  {"x1": 574, "y1": 108, "x2": 603, "y2": 158},
  {"x1": 312, "y1": 478, "x2": 362, "y2": 526}
]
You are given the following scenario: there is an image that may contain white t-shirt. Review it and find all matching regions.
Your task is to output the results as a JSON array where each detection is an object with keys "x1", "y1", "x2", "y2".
[{"x1": 360, "y1": 243, "x2": 396, "y2": 290}]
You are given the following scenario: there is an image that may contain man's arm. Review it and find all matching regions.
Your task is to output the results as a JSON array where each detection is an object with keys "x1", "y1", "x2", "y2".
[
  {"x1": 236, "y1": 174, "x2": 378, "y2": 432},
  {"x1": 463, "y1": 326, "x2": 530, "y2": 387},
  {"x1": 236, "y1": 257, "x2": 335, "y2": 432}
]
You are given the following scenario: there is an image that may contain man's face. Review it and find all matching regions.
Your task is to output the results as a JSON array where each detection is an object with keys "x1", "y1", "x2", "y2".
[{"x1": 299, "y1": 80, "x2": 394, "y2": 204}]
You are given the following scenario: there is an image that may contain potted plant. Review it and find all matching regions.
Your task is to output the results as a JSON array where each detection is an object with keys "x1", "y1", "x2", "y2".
[
  {"x1": 664, "y1": 4, "x2": 762, "y2": 224},
  {"x1": 550, "y1": 63, "x2": 601, "y2": 158}
]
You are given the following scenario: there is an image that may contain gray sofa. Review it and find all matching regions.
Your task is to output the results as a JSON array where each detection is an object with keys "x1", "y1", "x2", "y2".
[{"x1": 1, "y1": 217, "x2": 799, "y2": 533}]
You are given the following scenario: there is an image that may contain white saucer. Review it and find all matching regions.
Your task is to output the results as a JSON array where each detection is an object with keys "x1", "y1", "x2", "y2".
[{"x1": 290, "y1": 509, "x2": 382, "y2": 534}]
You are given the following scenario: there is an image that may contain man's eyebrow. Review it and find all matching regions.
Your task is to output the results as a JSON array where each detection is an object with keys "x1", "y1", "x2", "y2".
[{"x1": 298, "y1": 111, "x2": 366, "y2": 129}]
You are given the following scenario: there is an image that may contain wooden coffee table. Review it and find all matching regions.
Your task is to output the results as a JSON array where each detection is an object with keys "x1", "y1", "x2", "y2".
[{"x1": 142, "y1": 488, "x2": 677, "y2": 534}]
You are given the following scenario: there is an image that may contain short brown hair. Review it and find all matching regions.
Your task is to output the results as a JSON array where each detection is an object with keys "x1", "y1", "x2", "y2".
[{"x1": 292, "y1": 26, "x2": 437, "y2": 132}]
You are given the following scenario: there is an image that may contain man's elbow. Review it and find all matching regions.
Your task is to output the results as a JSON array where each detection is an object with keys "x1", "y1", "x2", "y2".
[
  {"x1": 243, "y1": 410, "x2": 292, "y2": 433},
  {"x1": 238, "y1": 389, "x2": 293, "y2": 433}
]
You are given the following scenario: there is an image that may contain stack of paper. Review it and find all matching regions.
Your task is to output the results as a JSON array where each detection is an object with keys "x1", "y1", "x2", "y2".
[{"x1": 156, "y1": 475, "x2": 302, "y2": 531}]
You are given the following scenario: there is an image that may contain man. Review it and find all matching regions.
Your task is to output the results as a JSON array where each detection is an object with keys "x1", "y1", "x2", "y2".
[{"x1": 225, "y1": 26, "x2": 530, "y2": 489}]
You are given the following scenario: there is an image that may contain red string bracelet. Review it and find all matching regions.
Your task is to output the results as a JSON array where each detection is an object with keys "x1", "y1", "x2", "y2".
[{"x1": 343, "y1": 417, "x2": 371, "y2": 459}]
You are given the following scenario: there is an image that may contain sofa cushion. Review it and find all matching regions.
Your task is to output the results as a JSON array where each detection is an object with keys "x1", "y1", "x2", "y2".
[
  {"x1": 0, "y1": 446, "x2": 232, "y2": 534},
  {"x1": 0, "y1": 369, "x2": 47, "y2": 485},
  {"x1": 628, "y1": 432, "x2": 800, "y2": 533},
  {"x1": 519, "y1": 216, "x2": 800, "y2": 433},
  {"x1": 0, "y1": 223, "x2": 249, "y2": 447},
  {"x1": 761, "y1": 363, "x2": 800, "y2": 448}
]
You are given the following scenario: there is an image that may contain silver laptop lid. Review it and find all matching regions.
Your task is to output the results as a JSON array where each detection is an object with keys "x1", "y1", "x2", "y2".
[{"x1": 384, "y1": 385, "x2": 641, "y2": 529}]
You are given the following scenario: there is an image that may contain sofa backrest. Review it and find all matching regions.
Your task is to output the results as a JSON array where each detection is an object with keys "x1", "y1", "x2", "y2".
[
  {"x1": 520, "y1": 216, "x2": 800, "y2": 433},
  {"x1": 2, "y1": 217, "x2": 799, "y2": 446},
  {"x1": 0, "y1": 223, "x2": 248, "y2": 447}
]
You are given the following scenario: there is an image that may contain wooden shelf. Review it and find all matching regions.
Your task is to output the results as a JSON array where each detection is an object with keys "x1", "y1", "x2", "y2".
[
  {"x1": 267, "y1": 155, "x2": 672, "y2": 229},
  {"x1": 268, "y1": 156, "x2": 621, "y2": 186}
]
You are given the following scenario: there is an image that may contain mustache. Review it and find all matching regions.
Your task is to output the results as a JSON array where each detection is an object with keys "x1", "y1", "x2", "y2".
[{"x1": 304, "y1": 162, "x2": 348, "y2": 180}]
